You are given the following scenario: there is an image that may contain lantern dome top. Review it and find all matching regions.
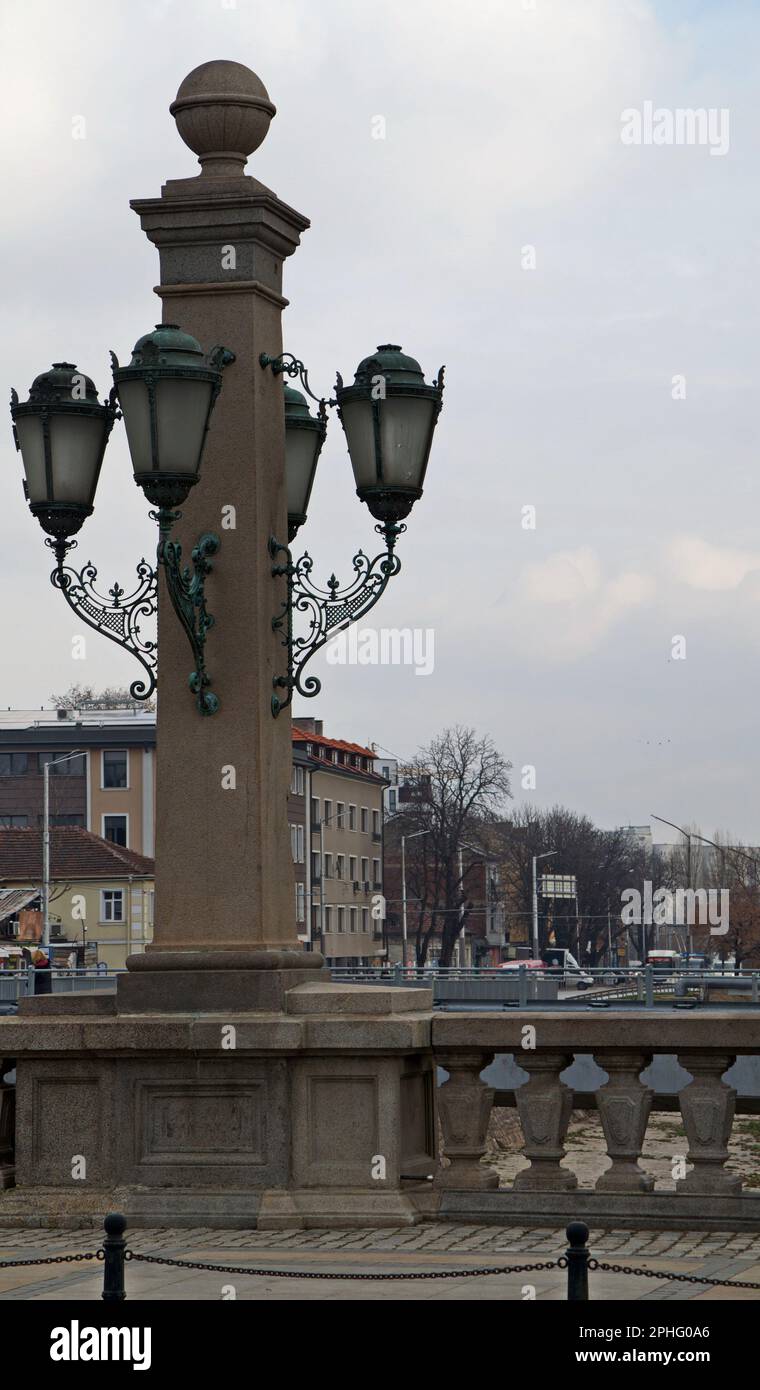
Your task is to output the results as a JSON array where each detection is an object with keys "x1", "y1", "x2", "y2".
[
  {"x1": 170, "y1": 60, "x2": 276, "y2": 177},
  {"x1": 29, "y1": 363, "x2": 100, "y2": 402},
  {"x1": 129, "y1": 324, "x2": 205, "y2": 367},
  {"x1": 283, "y1": 383, "x2": 313, "y2": 419},
  {"x1": 352, "y1": 345, "x2": 426, "y2": 386}
]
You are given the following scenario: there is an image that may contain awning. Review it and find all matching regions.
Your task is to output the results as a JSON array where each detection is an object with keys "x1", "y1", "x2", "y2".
[{"x1": 0, "y1": 888, "x2": 39, "y2": 924}]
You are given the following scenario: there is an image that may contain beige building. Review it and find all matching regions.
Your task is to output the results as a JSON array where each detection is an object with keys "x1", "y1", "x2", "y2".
[
  {"x1": 292, "y1": 720, "x2": 386, "y2": 964},
  {"x1": 0, "y1": 826, "x2": 154, "y2": 969}
]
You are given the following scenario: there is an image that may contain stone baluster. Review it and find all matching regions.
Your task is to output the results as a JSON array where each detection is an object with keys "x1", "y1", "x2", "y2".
[
  {"x1": 593, "y1": 1051, "x2": 654, "y2": 1192},
  {"x1": 676, "y1": 1053, "x2": 742, "y2": 1195},
  {"x1": 435, "y1": 1051, "x2": 499, "y2": 1189},
  {"x1": 513, "y1": 1052, "x2": 577, "y2": 1190}
]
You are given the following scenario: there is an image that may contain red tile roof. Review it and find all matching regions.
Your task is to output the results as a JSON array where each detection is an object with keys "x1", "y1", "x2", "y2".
[
  {"x1": 0, "y1": 828, "x2": 154, "y2": 881},
  {"x1": 291, "y1": 729, "x2": 376, "y2": 758}
]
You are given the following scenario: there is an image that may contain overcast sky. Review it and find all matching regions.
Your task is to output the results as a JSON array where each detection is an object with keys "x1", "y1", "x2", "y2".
[{"x1": 2, "y1": 0, "x2": 759, "y2": 841}]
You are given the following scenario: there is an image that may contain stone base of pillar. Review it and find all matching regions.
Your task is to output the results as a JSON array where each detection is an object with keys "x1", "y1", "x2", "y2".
[
  {"x1": 0, "y1": 1165, "x2": 13, "y2": 1191},
  {"x1": 0, "y1": 981, "x2": 438, "y2": 1231},
  {"x1": 256, "y1": 1188, "x2": 425, "y2": 1230},
  {"x1": 116, "y1": 967, "x2": 328, "y2": 1014}
]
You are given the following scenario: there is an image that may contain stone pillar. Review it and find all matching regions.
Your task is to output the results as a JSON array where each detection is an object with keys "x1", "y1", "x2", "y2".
[
  {"x1": 513, "y1": 1052, "x2": 577, "y2": 1191},
  {"x1": 0, "y1": 1060, "x2": 14, "y2": 1190},
  {"x1": 120, "y1": 61, "x2": 323, "y2": 1003},
  {"x1": 594, "y1": 1051, "x2": 654, "y2": 1193},
  {"x1": 676, "y1": 1053, "x2": 742, "y2": 1195},
  {"x1": 435, "y1": 1051, "x2": 499, "y2": 1190}
]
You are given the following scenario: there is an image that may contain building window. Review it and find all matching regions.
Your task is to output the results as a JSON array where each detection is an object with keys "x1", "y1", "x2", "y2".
[
  {"x1": 323, "y1": 799, "x2": 332, "y2": 828},
  {"x1": 311, "y1": 851, "x2": 321, "y2": 881},
  {"x1": 362, "y1": 908, "x2": 369, "y2": 933},
  {"x1": 372, "y1": 809, "x2": 381, "y2": 836},
  {"x1": 337, "y1": 907, "x2": 345, "y2": 933},
  {"x1": 324, "y1": 852, "x2": 333, "y2": 879},
  {"x1": 290, "y1": 824, "x2": 305, "y2": 863},
  {"x1": 349, "y1": 856, "x2": 357, "y2": 881},
  {"x1": 103, "y1": 815, "x2": 127, "y2": 847},
  {"x1": 350, "y1": 907, "x2": 358, "y2": 933},
  {"x1": 38, "y1": 752, "x2": 85, "y2": 777},
  {"x1": 42, "y1": 814, "x2": 85, "y2": 828},
  {"x1": 373, "y1": 859, "x2": 381, "y2": 888},
  {"x1": 102, "y1": 750, "x2": 128, "y2": 789},
  {"x1": 388, "y1": 789, "x2": 397, "y2": 812},
  {"x1": 0, "y1": 752, "x2": 29, "y2": 776},
  {"x1": 101, "y1": 889, "x2": 124, "y2": 923},
  {"x1": 0, "y1": 814, "x2": 28, "y2": 828},
  {"x1": 324, "y1": 905, "x2": 331, "y2": 932},
  {"x1": 382, "y1": 765, "x2": 390, "y2": 779},
  {"x1": 348, "y1": 804, "x2": 357, "y2": 830},
  {"x1": 291, "y1": 765, "x2": 305, "y2": 796},
  {"x1": 295, "y1": 882, "x2": 306, "y2": 923},
  {"x1": 311, "y1": 796, "x2": 320, "y2": 825},
  {"x1": 361, "y1": 857, "x2": 369, "y2": 882},
  {"x1": 336, "y1": 802, "x2": 345, "y2": 829},
  {"x1": 336, "y1": 854, "x2": 345, "y2": 880},
  {"x1": 360, "y1": 807, "x2": 369, "y2": 833}
]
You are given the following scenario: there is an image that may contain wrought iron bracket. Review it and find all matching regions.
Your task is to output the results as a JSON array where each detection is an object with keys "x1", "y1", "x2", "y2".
[
  {"x1": 48, "y1": 511, "x2": 222, "y2": 716},
  {"x1": 269, "y1": 520, "x2": 405, "y2": 717},
  {"x1": 259, "y1": 351, "x2": 336, "y2": 410},
  {"x1": 48, "y1": 538, "x2": 158, "y2": 704},
  {"x1": 153, "y1": 509, "x2": 221, "y2": 716}
]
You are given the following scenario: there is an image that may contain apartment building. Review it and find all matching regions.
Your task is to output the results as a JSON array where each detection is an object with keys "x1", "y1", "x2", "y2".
[
  {"x1": 0, "y1": 709, "x2": 155, "y2": 855},
  {"x1": 291, "y1": 719, "x2": 387, "y2": 964}
]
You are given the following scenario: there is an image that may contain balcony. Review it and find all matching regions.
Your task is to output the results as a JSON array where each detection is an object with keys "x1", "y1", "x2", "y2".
[{"x1": 430, "y1": 1009, "x2": 760, "y2": 1230}]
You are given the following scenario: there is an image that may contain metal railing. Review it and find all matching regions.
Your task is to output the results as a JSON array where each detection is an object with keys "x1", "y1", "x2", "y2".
[
  {"x1": 0, "y1": 967, "x2": 122, "y2": 1004},
  {"x1": 329, "y1": 963, "x2": 760, "y2": 1007}
]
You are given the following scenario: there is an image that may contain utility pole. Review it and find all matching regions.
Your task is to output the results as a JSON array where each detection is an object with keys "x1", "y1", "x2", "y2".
[
  {"x1": 401, "y1": 828, "x2": 430, "y2": 967},
  {"x1": 42, "y1": 750, "x2": 84, "y2": 952}
]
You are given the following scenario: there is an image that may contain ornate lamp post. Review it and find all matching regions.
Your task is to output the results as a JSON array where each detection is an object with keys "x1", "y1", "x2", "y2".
[{"x1": 8, "y1": 57, "x2": 444, "y2": 990}]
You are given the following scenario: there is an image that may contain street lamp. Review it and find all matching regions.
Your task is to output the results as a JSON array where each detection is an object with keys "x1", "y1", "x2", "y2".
[
  {"x1": 532, "y1": 850, "x2": 557, "y2": 959},
  {"x1": 262, "y1": 346, "x2": 445, "y2": 714},
  {"x1": 10, "y1": 364, "x2": 117, "y2": 544},
  {"x1": 11, "y1": 329, "x2": 235, "y2": 714}
]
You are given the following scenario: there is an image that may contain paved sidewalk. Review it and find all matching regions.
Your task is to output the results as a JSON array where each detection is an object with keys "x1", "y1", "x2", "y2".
[{"x1": 1, "y1": 1225, "x2": 760, "y2": 1300}]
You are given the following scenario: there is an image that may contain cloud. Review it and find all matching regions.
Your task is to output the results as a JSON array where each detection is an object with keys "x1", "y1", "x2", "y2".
[
  {"x1": 511, "y1": 547, "x2": 655, "y2": 659},
  {"x1": 667, "y1": 535, "x2": 760, "y2": 591}
]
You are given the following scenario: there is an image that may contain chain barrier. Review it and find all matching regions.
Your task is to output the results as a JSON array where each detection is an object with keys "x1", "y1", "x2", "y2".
[
  {"x1": 2, "y1": 1220, "x2": 760, "y2": 1296},
  {"x1": 0, "y1": 1252, "x2": 99, "y2": 1267},
  {"x1": 590, "y1": 1259, "x2": 760, "y2": 1291},
  {"x1": 129, "y1": 1251, "x2": 559, "y2": 1280}
]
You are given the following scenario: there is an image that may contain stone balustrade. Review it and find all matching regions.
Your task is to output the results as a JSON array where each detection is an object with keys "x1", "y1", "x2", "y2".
[{"x1": 431, "y1": 1011, "x2": 760, "y2": 1230}]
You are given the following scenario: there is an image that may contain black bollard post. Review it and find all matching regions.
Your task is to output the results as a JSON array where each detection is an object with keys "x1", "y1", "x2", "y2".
[
  {"x1": 102, "y1": 1212, "x2": 127, "y2": 1302},
  {"x1": 565, "y1": 1221, "x2": 590, "y2": 1301}
]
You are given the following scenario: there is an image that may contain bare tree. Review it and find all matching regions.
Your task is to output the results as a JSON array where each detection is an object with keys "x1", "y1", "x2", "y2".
[
  {"x1": 49, "y1": 683, "x2": 155, "y2": 713},
  {"x1": 386, "y1": 727, "x2": 511, "y2": 966}
]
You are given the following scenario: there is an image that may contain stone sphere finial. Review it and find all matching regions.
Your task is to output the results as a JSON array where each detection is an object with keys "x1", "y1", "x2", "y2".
[{"x1": 169, "y1": 60, "x2": 276, "y2": 177}]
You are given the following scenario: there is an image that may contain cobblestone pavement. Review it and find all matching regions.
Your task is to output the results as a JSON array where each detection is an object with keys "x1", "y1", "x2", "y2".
[{"x1": 2, "y1": 1225, "x2": 760, "y2": 1300}]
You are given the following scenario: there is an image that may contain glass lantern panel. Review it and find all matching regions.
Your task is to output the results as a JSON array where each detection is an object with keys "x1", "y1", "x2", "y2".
[
  {"x1": 378, "y1": 396, "x2": 437, "y2": 489},
  {"x1": 286, "y1": 427, "x2": 320, "y2": 519},
  {"x1": 118, "y1": 380, "x2": 154, "y2": 475},
  {"x1": 156, "y1": 379, "x2": 213, "y2": 475},
  {"x1": 49, "y1": 414, "x2": 106, "y2": 504},
  {"x1": 15, "y1": 416, "x2": 47, "y2": 503},
  {"x1": 340, "y1": 400, "x2": 378, "y2": 490}
]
